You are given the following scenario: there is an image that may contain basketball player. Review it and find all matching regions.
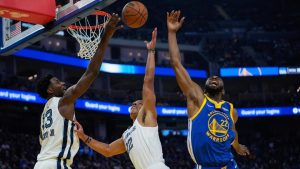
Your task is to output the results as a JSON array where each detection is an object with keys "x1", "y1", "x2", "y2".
[
  {"x1": 74, "y1": 28, "x2": 169, "y2": 169},
  {"x1": 34, "y1": 13, "x2": 122, "y2": 169},
  {"x1": 166, "y1": 10, "x2": 250, "y2": 169}
]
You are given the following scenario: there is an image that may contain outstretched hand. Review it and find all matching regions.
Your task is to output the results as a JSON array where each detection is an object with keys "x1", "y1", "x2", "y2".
[
  {"x1": 144, "y1": 27, "x2": 157, "y2": 50},
  {"x1": 235, "y1": 144, "x2": 250, "y2": 156},
  {"x1": 74, "y1": 121, "x2": 86, "y2": 140},
  {"x1": 167, "y1": 10, "x2": 185, "y2": 33},
  {"x1": 103, "y1": 13, "x2": 123, "y2": 38}
]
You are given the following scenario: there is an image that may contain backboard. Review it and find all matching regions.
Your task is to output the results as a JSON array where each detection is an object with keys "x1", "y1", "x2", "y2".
[{"x1": 0, "y1": 0, "x2": 116, "y2": 56}]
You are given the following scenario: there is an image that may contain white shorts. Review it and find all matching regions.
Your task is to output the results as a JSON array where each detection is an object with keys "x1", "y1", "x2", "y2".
[
  {"x1": 147, "y1": 162, "x2": 170, "y2": 169},
  {"x1": 34, "y1": 159, "x2": 72, "y2": 169}
]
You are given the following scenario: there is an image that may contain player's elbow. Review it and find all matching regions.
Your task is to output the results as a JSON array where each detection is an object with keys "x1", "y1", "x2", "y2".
[
  {"x1": 103, "y1": 152, "x2": 113, "y2": 158},
  {"x1": 103, "y1": 147, "x2": 114, "y2": 158},
  {"x1": 105, "y1": 151, "x2": 116, "y2": 158}
]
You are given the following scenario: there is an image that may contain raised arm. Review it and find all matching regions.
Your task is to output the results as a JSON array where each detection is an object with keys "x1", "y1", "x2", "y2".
[
  {"x1": 140, "y1": 28, "x2": 157, "y2": 127},
  {"x1": 59, "y1": 13, "x2": 122, "y2": 120},
  {"x1": 167, "y1": 10, "x2": 204, "y2": 115},
  {"x1": 74, "y1": 121, "x2": 126, "y2": 157},
  {"x1": 231, "y1": 109, "x2": 250, "y2": 156}
]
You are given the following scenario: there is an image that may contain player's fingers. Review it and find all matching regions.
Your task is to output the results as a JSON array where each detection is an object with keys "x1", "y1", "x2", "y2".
[
  {"x1": 246, "y1": 148, "x2": 250, "y2": 155},
  {"x1": 167, "y1": 12, "x2": 170, "y2": 21},
  {"x1": 117, "y1": 17, "x2": 121, "y2": 22},
  {"x1": 171, "y1": 11, "x2": 176, "y2": 22},
  {"x1": 175, "y1": 10, "x2": 179, "y2": 19},
  {"x1": 110, "y1": 13, "x2": 119, "y2": 23},
  {"x1": 144, "y1": 40, "x2": 148, "y2": 44},
  {"x1": 175, "y1": 10, "x2": 180, "y2": 21},
  {"x1": 74, "y1": 121, "x2": 82, "y2": 129},
  {"x1": 240, "y1": 146, "x2": 249, "y2": 155},
  {"x1": 111, "y1": 17, "x2": 121, "y2": 25},
  {"x1": 176, "y1": 10, "x2": 180, "y2": 21},
  {"x1": 74, "y1": 126, "x2": 80, "y2": 131},
  {"x1": 177, "y1": 11, "x2": 181, "y2": 21},
  {"x1": 151, "y1": 31, "x2": 155, "y2": 41},
  {"x1": 152, "y1": 29, "x2": 157, "y2": 44},
  {"x1": 112, "y1": 13, "x2": 118, "y2": 18},
  {"x1": 153, "y1": 27, "x2": 157, "y2": 39},
  {"x1": 110, "y1": 13, "x2": 116, "y2": 20},
  {"x1": 172, "y1": 10, "x2": 177, "y2": 19},
  {"x1": 74, "y1": 121, "x2": 79, "y2": 126},
  {"x1": 116, "y1": 24, "x2": 124, "y2": 30},
  {"x1": 74, "y1": 125, "x2": 79, "y2": 132},
  {"x1": 167, "y1": 16, "x2": 171, "y2": 22},
  {"x1": 173, "y1": 11, "x2": 177, "y2": 20},
  {"x1": 152, "y1": 28, "x2": 156, "y2": 38},
  {"x1": 179, "y1": 17, "x2": 185, "y2": 25},
  {"x1": 171, "y1": 10, "x2": 175, "y2": 18}
]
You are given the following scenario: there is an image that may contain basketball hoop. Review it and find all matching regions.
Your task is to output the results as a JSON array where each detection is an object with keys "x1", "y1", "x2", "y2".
[{"x1": 67, "y1": 11, "x2": 111, "y2": 59}]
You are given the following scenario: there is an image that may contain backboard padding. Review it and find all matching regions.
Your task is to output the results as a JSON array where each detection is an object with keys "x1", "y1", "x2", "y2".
[{"x1": 0, "y1": 0, "x2": 116, "y2": 56}]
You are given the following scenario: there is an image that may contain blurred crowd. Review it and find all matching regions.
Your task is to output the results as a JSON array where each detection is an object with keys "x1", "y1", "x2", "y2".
[
  {"x1": 202, "y1": 37, "x2": 300, "y2": 67},
  {"x1": 1, "y1": 0, "x2": 299, "y2": 168},
  {"x1": 0, "y1": 129, "x2": 193, "y2": 169},
  {"x1": 32, "y1": 0, "x2": 300, "y2": 68},
  {"x1": 0, "y1": 74, "x2": 299, "y2": 108},
  {"x1": 1, "y1": 121, "x2": 300, "y2": 169},
  {"x1": 33, "y1": 28, "x2": 300, "y2": 68}
]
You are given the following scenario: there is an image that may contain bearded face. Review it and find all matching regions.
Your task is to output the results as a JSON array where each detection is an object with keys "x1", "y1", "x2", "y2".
[{"x1": 204, "y1": 76, "x2": 225, "y2": 97}]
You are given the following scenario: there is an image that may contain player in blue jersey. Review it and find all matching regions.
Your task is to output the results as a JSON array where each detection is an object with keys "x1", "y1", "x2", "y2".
[{"x1": 166, "y1": 10, "x2": 250, "y2": 169}]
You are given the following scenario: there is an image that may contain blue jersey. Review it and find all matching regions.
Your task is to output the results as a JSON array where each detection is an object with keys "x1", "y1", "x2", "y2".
[{"x1": 187, "y1": 95, "x2": 236, "y2": 167}]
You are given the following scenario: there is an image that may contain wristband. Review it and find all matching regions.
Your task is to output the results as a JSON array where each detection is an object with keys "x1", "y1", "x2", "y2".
[
  {"x1": 84, "y1": 136, "x2": 92, "y2": 144},
  {"x1": 148, "y1": 48, "x2": 155, "y2": 54}
]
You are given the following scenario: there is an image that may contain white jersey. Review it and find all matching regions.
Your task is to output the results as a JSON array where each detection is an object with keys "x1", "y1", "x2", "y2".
[
  {"x1": 36, "y1": 97, "x2": 79, "y2": 168},
  {"x1": 122, "y1": 119, "x2": 169, "y2": 169}
]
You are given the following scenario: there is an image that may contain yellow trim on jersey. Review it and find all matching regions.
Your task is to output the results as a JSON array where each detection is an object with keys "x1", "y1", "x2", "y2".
[
  {"x1": 190, "y1": 98, "x2": 207, "y2": 120},
  {"x1": 204, "y1": 94, "x2": 225, "y2": 109},
  {"x1": 229, "y1": 103, "x2": 234, "y2": 122}
]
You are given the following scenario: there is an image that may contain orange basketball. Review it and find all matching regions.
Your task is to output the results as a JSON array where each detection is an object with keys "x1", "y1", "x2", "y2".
[{"x1": 122, "y1": 1, "x2": 148, "y2": 28}]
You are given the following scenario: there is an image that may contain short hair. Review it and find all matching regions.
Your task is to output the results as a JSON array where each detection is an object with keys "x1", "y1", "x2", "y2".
[{"x1": 36, "y1": 74, "x2": 53, "y2": 99}]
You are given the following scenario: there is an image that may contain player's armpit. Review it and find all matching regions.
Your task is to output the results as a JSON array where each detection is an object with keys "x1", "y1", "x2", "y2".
[
  {"x1": 58, "y1": 76, "x2": 97, "y2": 120},
  {"x1": 232, "y1": 108, "x2": 238, "y2": 123}
]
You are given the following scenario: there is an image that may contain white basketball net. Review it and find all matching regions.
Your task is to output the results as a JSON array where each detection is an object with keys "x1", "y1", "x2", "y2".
[{"x1": 67, "y1": 12, "x2": 110, "y2": 59}]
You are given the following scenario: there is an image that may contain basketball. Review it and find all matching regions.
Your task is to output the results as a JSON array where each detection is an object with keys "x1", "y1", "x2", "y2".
[{"x1": 122, "y1": 1, "x2": 148, "y2": 28}]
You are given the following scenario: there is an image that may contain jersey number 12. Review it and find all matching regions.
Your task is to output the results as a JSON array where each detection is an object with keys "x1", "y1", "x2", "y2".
[{"x1": 126, "y1": 137, "x2": 133, "y2": 153}]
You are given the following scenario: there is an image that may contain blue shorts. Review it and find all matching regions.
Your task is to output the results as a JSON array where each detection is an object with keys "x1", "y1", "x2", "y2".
[{"x1": 196, "y1": 159, "x2": 238, "y2": 169}]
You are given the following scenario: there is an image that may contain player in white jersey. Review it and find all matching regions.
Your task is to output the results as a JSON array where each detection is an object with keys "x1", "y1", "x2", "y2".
[
  {"x1": 74, "y1": 28, "x2": 169, "y2": 169},
  {"x1": 34, "y1": 13, "x2": 122, "y2": 169}
]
